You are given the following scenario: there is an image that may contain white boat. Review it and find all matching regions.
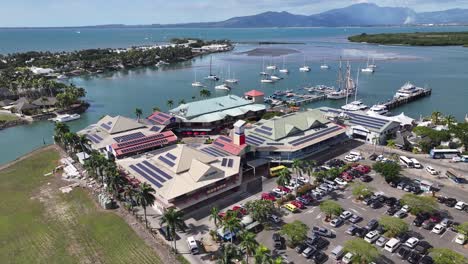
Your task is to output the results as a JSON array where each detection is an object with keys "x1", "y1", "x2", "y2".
[
  {"x1": 215, "y1": 83, "x2": 231, "y2": 90},
  {"x1": 259, "y1": 71, "x2": 269, "y2": 76},
  {"x1": 205, "y1": 56, "x2": 219, "y2": 81},
  {"x1": 394, "y1": 82, "x2": 423, "y2": 98},
  {"x1": 327, "y1": 90, "x2": 348, "y2": 100},
  {"x1": 368, "y1": 57, "x2": 377, "y2": 69},
  {"x1": 270, "y1": 75, "x2": 282, "y2": 80},
  {"x1": 320, "y1": 59, "x2": 330, "y2": 69},
  {"x1": 279, "y1": 56, "x2": 289, "y2": 73},
  {"x1": 52, "y1": 114, "x2": 81, "y2": 123},
  {"x1": 299, "y1": 55, "x2": 310, "y2": 72},
  {"x1": 261, "y1": 78, "x2": 274, "y2": 83},
  {"x1": 57, "y1": 74, "x2": 68, "y2": 80},
  {"x1": 224, "y1": 65, "x2": 238, "y2": 84},
  {"x1": 192, "y1": 70, "x2": 204, "y2": 87},
  {"x1": 341, "y1": 67, "x2": 367, "y2": 111},
  {"x1": 266, "y1": 57, "x2": 277, "y2": 70},
  {"x1": 361, "y1": 57, "x2": 375, "y2": 73},
  {"x1": 367, "y1": 104, "x2": 388, "y2": 115},
  {"x1": 329, "y1": 59, "x2": 354, "y2": 100}
]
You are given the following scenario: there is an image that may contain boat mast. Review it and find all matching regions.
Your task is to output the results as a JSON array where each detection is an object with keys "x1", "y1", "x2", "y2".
[
  {"x1": 209, "y1": 56, "x2": 212, "y2": 76},
  {"x1": 345, "y1": 62, "x2": 350, "y2": 106},
  {"x1": 355, "y1": 68, "x2": 360, "y2": 102},
  {"x1": 337, "y1": 57, "x2": 343, "y2": 91}
]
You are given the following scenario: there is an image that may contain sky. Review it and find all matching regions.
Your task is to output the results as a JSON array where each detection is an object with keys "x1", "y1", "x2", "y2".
[{"x1": 1, "y1": 0, "x2": 467, "y2": 27}]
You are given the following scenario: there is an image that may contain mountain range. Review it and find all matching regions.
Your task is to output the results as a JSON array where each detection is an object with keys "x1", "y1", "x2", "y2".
[{"x1": 144, "y1": 3, "x2": 468, "y2": 28}]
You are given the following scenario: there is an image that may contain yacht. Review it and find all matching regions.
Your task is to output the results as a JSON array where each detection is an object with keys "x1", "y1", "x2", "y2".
[
  {"x1": 261, "y1": 78, "x2": 274, "y2": 83},
  {"x1": 368, "y1": 57, "x2": 377, "y2": 69},
  {"x1": 367, "y1": 104, "x2": 388, "y2": 115},
  {"x1": 266, "y1": 57, "x2": 277, "y2": 70},
  {"x1": 320, "y1": 59, "x2": 330, "y2": 69},
  {"x1": 361, "y1": 57, "x2": 375, "y2": 73},
  {"x1": 259, "y1": 71, "x2": 269, "y2": 76},
  {"x1": 224, "y1": 66, "x2": 238, "y2": 84},
  {"x1": 341, "y1": 67, "x2": 368, "y2": 111},
  {"x1": 327, "y1": 90, "x2": 348, "y2": 100},
  {"x1": 270, "y1": 75, "x2": 282, "y2": 81},
  {"x1": 57, "y1": 74, "x2": 68, "y2": 80},
  {"x1": 215, "y1": 83, "x2": 231, "y2": 90},
  {"x1": 205, "y1": 56, "x2": 219, "y2": 81},
  {"x1": 279, "y1": 56, "x2": 289, "y2": 73},
  {"x1": 192, "y1": 70, "x2": 204, "y2": 87},
  {"x1": 328, "y1": 59, "x2": 354, "y2": 100},
  {"x1": 299, "y1": 56, "x2": 311, "y2": 72},
  {"x1": 394, "y1": 82, "x2": 422, "y2": 98},
  {"x1": 51, "y1": 114, "x2": 81, "y2": 123}
]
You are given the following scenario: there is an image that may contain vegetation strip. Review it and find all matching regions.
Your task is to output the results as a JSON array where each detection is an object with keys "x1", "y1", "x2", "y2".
[{"x1": 348, "y1": 31, "x2": 468, "y2": 47}]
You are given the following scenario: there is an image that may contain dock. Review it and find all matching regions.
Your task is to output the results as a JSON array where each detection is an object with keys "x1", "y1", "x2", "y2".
[
  {"x1": 290, "y1": 94, "x2": 327, "y2": 106},
  {"x1": 383, "y1": 88, "x2": 432, "y2": 110}
]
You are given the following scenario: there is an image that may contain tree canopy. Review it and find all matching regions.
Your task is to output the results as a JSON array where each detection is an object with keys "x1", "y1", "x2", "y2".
[
  {"x1": 279, "y1": 220, "x2": 309, "y2": 247},
  {"x1": 344, "y1": 238, "x2": 379, "y2": 263},
  {"x1": 379, "y1": 216, "x2": 409, "y2": 238},
  {"x1": 319, "y1": 200, "x2": 343, "y2": 220},
  {"x1": 352, "y1": 183, "x2": 374, "y2": 200},
  {"x1": 400, "y1": 194, "x2": 438, "y2": 215},
  {"x1": 373, "y1": 162, "x2": 401, "y2": 183},
  {"x1": 244, "y1": 200, "x2": 275, "y2": 225},
  {"x1": 430, "y1": 248, "x2": 468, "y2": 264}
]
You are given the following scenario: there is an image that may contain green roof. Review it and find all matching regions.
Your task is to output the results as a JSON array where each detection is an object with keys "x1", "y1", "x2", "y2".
[{"x1": 253, "y1": 109, "x2": 329, "y2": 141}]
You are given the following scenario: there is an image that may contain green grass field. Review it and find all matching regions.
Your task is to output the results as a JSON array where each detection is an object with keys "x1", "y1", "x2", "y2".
[
  {"x1": 0, "y1": 113, "x2": 19, "y2": 122},
  {"x1": 0, "y1": 149, "x2": 162, "y2": 264}
]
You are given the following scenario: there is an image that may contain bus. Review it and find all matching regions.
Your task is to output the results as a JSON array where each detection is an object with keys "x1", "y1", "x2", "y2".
[
  {"x1": 270, "y1": 165, "x2": 287, "y2": 177},
  {"x1": 429, "y1": 149, "x2": 461, "y2": 159},
  {"x1": 399, "y1": 156, "x2": 414, "y2": 168}
]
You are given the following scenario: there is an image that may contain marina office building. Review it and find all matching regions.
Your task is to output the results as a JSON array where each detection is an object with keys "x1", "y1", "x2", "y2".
[
  {"x1": 117, "y1": 144, "x2": 242, "y2": 213},
  {"x1": 320, "y1": 107, "x2": 401, "y2": 144},
  {"x1": 244, "y1": 109, "x2": 348, "y2": 162}
]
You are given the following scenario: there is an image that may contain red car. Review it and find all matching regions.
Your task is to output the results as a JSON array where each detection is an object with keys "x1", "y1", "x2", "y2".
[
  {"x1": 341, "y1": 173, "x2": 353, "y2": 182},
  {"x1": 277, "y1": 185, "x2": 292, "y2": 193},
  {"x1": 290, "y1": 200, "x2": 305, "y2": 209},
  {"x1": 261, "y1": 192, "x2": 276, "y2": 201},
  {"x1": 354, "y1": 165, "x2": 371, "y2": 174},
  {"x1": 429, "y1": 213, "x2": 442, "y2": 223},
  {"x1": 232, "y1": 205, "x2": 247, "y2": 215}
]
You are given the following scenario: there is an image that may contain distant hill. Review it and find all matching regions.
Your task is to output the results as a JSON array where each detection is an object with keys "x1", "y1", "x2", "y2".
[{"x1": 146, "y1": 3, "x2": 468, "y2": 28}]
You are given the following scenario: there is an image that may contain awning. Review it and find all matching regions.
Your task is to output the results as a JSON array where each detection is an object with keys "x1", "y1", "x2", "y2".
[{"x1": 246, "y1": 158, "x2": 269, "y2": 168}]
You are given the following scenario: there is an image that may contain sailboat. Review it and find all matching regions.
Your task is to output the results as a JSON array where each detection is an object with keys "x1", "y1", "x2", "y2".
[
  {"x1": 328, "y1": 58, "x2": 348, "y2": 100},
  {"x1": 341, "y1": 67, "x2": 368, "y2": 111},
  {"x1": 224, "y1": 65, "x2": 238, "y2": 84},
  {"x1": 279, "y1": 56, "x2": 289, "y2": 73},
  {"x1": 260, "y1": 57, "x2": 268, "y2": 76},
  {"x1": 266, "y1": 57, "x2": 277, "y2": 70},
  {"x1": 299, "y1": 55, "x2": 311, "y2": 72},
  {"x1": 215, "y1": 69, "x2": 230, "y2": 90},
  {"x1": 320, "y1": 59, "x2": 330, "y2": 69},
  {"x1": 368, "y1": 57, "x2": 377, "y2": 69},
  {"x1": 361, "y1": 56, "x2": 375, "y2": 73},
  {"x1": 192, "y1": 70, "x2": 204, "y2": 87},
  {"x1": 205, "y1": 56, "x2": 219, "y2": 81}
]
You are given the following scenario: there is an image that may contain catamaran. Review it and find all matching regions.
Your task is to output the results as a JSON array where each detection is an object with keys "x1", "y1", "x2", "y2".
[
  {"x1": 341, "y1": 67, "x2": 368, "y2": 111},
  {"x1": 279, "y1": 56, "x2": 289, "y2": 73},
  {"x1": 299, "y1": 56, "x2": 311, "y2": 72},
  {"x1": 192, "y1": 70, "x2": 204, "y2": 87},
  {"x1": 205, "y1": 56, "x2": 219, "y2": 81}
]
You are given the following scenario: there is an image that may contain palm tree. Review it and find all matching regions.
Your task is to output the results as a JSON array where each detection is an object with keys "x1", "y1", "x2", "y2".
[
  {"x1": 221, "y1": 211, "x2": 242, "y2": 243},
  {"x1": 135, "y1": 183, "x2": 156, "y2": 227},
  {"x1": 160, "y1": 208, "x2": 186, "y2": 252},
  {"x1": 123, "y1": 185, "x2": 136, "y2": 212},
  {"x1": 135, "y1": 108, "x2": 143, "y2": 121},
  {"x1": 305, "y1": 160, "x2": 317, "y2": 183},
  {"x1": 152, "y1": 106, "x2": 161, "y2": 112},
  {"x1": 62, "y1": 132, "x2": 77, "y2": 152},
  {"x1": 178, "y1": 99, "x2": 186, "y2": 105},
  {"x1": 199, "y1": 89, "x2": 211, "y2": 98},
  {"x1": 217, "y1": 243, "x2": 241, "y2": 264},
  {"x1": 291, "y1": 159, "x2": 303, "y2": 195},
  {"x1": 191, "y1": 96, "x2": 196, "y2": 101},
  {"x1": 167, "y1": 99, "x2": 174, "y2": 108},
  {"x1": 74, "y1": 134, "x2": 90, "y2": 152},
  {"x1": 431, "y1": 111, "x2": 442, "y2": 125},
  {"x1": 54, "y1": 122, "x2": 70, "y2": 143},
  {"x1": 239, "y1": 231, "x2": 258, "y2": 264},
  {"x1": 445, "y1": 115, "x2": 456, "y2": 128},
  {"x1": 254, "y1": 244, "x2": 272, "y2": 264},
  {"x1": 105, "y1": 165, "x2": 124, "y2": 199},
  {"x1": 209, "y1": 206, "x2": 222, "y2": 228}
]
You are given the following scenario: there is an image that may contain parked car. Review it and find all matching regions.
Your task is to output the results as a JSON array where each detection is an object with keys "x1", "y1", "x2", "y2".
[
  {"x1": 455, "y1": 233, "x2": 466, "y2": 245},
  {"x1": 397, "y1": 246, "x2": 411, "y2": 259},
  {"x1": 342, "y1": 252, "x2": 354, "y2": 264},
  {"x1": 302, "y1": 246, "x2": 317, "y2": 258},
  {"x1": 426, "y1": 166, "x2": 438, "y2": 175},
  {"x1": 261, "y1": 192, "x2": 276, "y2": 201},
  {"x1": 366, "y1": 219, "x2": 379, "y2": 230},
  {"x1": 394, "y1": 210, "x2": 408, "y2": 218},
  {"x1": 414, "y1": 241, "x2": 432, "y2": 255},
  {"x1": 283, "y1": 203, "x2": 298, "y2": 213},
  {"x1": 360, "y1": 175, "x2": 373, "y2": 182},
  {"x1": 445, "y1": 198, "x2": 457, "y2": 207},
  {"x1": 340, "y1": 210, "x2": 353, "y2": 220},
  {"x1": 330, "y1": 218, "x2": 344, "y2": 227},
  {"x1": 341, "y1": 173, "x2": 353, "y2": 182},
  {"x1": 349, "y1": 214, "x2": 362, "y2": 224},
  {"x1": 419, "y1": 255, "x2": 434, "y2": 264},
  {"x1": 334, "y1": 177, "x2": 348, "y2": 186},
  {"x1": 273, "y1": 233, "x2": 284, "y2": 249},
  {"x1": 407, "y1": 251, "x2": 422, "y2": 264},
  {"x1": 386, "y1": 206, "x2": 399, "y2": 215},
  {"x1": 346, "y1": 225, "x2": 359, "y2": 236},
  {"x1": 296, "y1": 196, "x2": 311, "y2": 205},
  {"x1": 413, "y1": 217, "x2": 425, "y2": 227},
  {"x1": 422, "y1": 220, "x2": 435, "y2": 230},
  {"x1": 405, "y1": 237, "x2": 419, "y2": 248},
  {"x1": 311, "y1": 237, "x2": 330, "y2": 250},
  {"x1": 290, "y1": 200, "x2": 305, "y2": 209},
  {"x1": 268, "y1": 214, "x2": 281, "y2": 224},
  {"x1": 364, "y1": 230, "x2": 380, "y2": 243},
  {"x1": 396, "y1": 232, "x2": 410, "y2": 243},
  {"x1": 355, "y1": 227, "x2": 368, "y2": 238},
  {"x1": 312, "y1": 251, "x2": 328, "y2": 264},
  {"x1": 440, "y1": 218, "x2": 453, "y2": 228},
  {"x1": 295, "y1": 243, "x2": 308, "y2": 254},
  {"x1": 376, "y1": 236, "x2": 388, "y2": 247},
  {"x1": 370, "y1": 200, "x2": 382, "y2": 209},
  {"x1": 432, "y1": 224, "x2": 445, "y2": 234},
  {"x1": 312, "y1": 226, "x2": 335, "y2": 238},
  {"x1": 277, "y1": 185, "x2": 291, "y2": 193},
  {"x1": 272, "y1": 188, "x2": 286, "y2": 196},
  {"x1": 455, "y1": 201, "x2": 466, "y2": 210}
]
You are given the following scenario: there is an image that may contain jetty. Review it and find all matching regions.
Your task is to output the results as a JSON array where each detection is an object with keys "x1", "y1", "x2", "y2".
[
  {"x1": 383, "y1": 88, "x2": 432, "y2": 111},
  {"x1": 288, "y1": 94, "x2": 327, "y2": 106}
]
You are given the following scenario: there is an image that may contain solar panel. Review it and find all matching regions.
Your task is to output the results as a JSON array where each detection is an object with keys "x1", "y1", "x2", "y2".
[
  {"x1": 100, "y1": 123, "x2": 111, "y2": 130},
  {"x1": 115, "y1": 133, "x2": 166, "y2": 149},
  {"x1": 142, "y1": 160, "x2": 173, "y2": 180},
  {"x1": 107, "y1": 121, "x2": 112, "y2": 125},
  {"x1": 158, "y1": 155, "x2": 175, "y2": 167},
  {"x1": 119, "y1": 139, "x2": 169, "y2": 154},
  {"x1": 349, "y1": 120, "x2": 382, "y2": 130},
  {"x1": 129, "y1": 164, "x2": 162, "y2": 188},
  {"x1": 87, "y1": 134, "x2": 99, "y2": 143},
  {"x1": 218, "y1": 136, "x2": 232, "y2": 143},
  {"x1": 255, "y1": 128, "x2": 273, "y2": 136},
  {"x1": 150, "y1": 116, "x2": 165, "y2": 123},
  {"x1": 158, "y1": 112, "x2": 171, "y2": 119},
  {"x1": 227, "y1": 159, "x2": 233, "y2": 168},
  {"x1": 201, "y1": 147, "x2": 222, "y2": 157},
  {"x1": 113, "y1": 132, "x2": 145, "y2": 143},
  {"x1": 246, "y1": 134, "x2": 266, "y2": 146},
  {"x1": 347, "y1": 112, "x2": 388, "y2": 124},
  {"x1": 166, "y1": 153, "x2": 177, "y2": 160},
  {"x1": 136, "y1": 163, "x2": 166, "y2": 183},
  {"x1": 150, "y1": 126, "x2": 161, "y2": 132},
  {"x1": 289, "y1": 126, "x2": 342, "y2": 146},
  {"x1": 93, "y1": 134, "x2": 103, "y2": 141},
  {"x1": 266, "y1": 142, "x2": 284, "y2": 146},
  {"x1": 221, "y1": 158, "x2": 228, "y2": 166},
  {"x1": 261, "y1": 126, "x2": 273, "y2": 131},
  {"x1": 213, "y1": 141, "x2": 225, "y2": 148}
]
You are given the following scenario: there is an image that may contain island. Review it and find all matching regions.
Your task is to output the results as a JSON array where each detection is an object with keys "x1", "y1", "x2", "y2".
[{"x1": 348, "y1": 31, "x2": 468, "y2": 47}]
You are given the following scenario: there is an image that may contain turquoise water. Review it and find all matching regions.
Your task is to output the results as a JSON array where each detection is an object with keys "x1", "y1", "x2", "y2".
[{"x1": 1, "y1": 26, "x2": 467, "y2": 165}]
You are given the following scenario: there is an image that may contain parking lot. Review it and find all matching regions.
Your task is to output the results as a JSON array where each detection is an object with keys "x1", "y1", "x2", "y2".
[{"x1": 176, "y1": 146, "x2": 468, "y2": 264}]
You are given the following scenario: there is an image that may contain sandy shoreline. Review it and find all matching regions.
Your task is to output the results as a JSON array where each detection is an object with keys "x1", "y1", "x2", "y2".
[
  {"x1": 237, "y1": 47, "x2": 301, "y2": 57},
  {"x1": 0, "y1": 144, "x2": 56, "y2": 171}
]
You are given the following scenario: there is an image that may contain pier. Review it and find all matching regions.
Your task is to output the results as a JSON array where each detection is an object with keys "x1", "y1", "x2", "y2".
[
  {"x1": 289, "y1": 94, "x2": 327, "y2": 106},
  {"x1": 382, "y1": 88, "x2": 432, "y2": 110}
]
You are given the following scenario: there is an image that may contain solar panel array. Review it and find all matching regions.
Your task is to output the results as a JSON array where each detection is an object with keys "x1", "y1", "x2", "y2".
[
  {"x1": 261, "y1": 126, "x2": 272, "y2": 131},
  {"x1": 218, "y1": 136, "x2": 232, "y2": 143},
  {"x1": 158, "y1": 112, "x2": 171, "y2": 119},
  {"x1": 100, "y1": 123, "x2": 111, "y2": 130},
  {"x1": 115, "y1": 133, "x2": 166, "y2": 149},
  {"x1": 221, "y1": 158, "x2": 234, "y2": 168},
  {"x1": 246, "y1": 134, "x2": 266, "y2": 146},
  {"x1": 119, "y1": 138, "x2": 169, "y2": 154},
  {"x1": 87, "y1": 134, "x2": 103, "y2": 144},
  {"x1": 289, "y1": 126, "x2": 342, "y2": 146},
  {"x1": 201, "y1": 147, "x2": 229, "y2": 157},
  {"x1": 325, "y1": 109, "x2": 389, "y2": 130},
  {"x1": 150, "y1": 126, "x2": 161, "y2": 132},
  {"x1": 129, "y1": 160, "x2": 172, "y2": 188},
  {"x1": 158, "y1": 155, "x2": 175, "y2": 167},
  {"x1": 266, "y1": 142, "x2": 284, "y2": 146},
  {"x1": 166, "y1": 153, "x2": 177, "y2": 160},
  {"x1": 213, "y1": 141, "x2": 225, "y2": 148},
  {"x1": 254, "y1": 128, "x2": 273, "y2": 136},
  {"x1": 113, "y1": 132, "x2": 145, "y2": 143}
]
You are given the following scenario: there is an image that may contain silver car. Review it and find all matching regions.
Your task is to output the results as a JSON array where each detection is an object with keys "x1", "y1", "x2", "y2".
[{"x1": 376, "y1": 236, "x2": 388, "y2": 247}]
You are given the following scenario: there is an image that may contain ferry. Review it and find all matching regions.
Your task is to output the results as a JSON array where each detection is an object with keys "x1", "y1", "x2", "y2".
[
  {"x1": 341, "y1": 100, "x2": 368, "y2": 111},
  {"x1": 367, "y1": 104, "x2": 389, "y2": 115},
  {"x1": 394, "y1": 82, "x2": 423, "y2": 98},
  {"x1": 51, "y1": 114, "x2": 81, "y2": 123}
]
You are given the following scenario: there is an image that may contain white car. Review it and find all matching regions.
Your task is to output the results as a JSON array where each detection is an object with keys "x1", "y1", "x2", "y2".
[
  {"x1": 401, "y1": 205, "x2": 410, "y2": 213},
  {"x1": 410, "y1": 158, "x2": 422, "y2": 168},
  {"x1": 297, "y1": 176, "x2": 309, "y2": 183},
  {"x1": 376, "y1": 155, "x2": 384, "y2": 162},
  {"x1": 272, "y1": 188, "x2": 286, "y2": 196},
  {"x1": 345, "y1": 155, "x2": 359, "y2": 162},
  {"x1": 364, "y1": 230, "x2": 380, "y2": 243},
  {"x1": 455, "y1": 201, "x2": 466, "y2": 210},
  {"x1": 342, "y1": 252, "x2": 354, "y2": 263},
  {"x1": 426, "y1": 166, "x2": 438, "y2": 175},
  {"x1": 335, "y1": 177, "x2": 348, "y2": 186},
  {"x1": 432, "y1": 224, "x2": 446, "y2": 234},
  {"x1": 405, "y1": 237, "x2": 419, "y2": 248},
  {"x1": 330, "y1": 218, "x2": 344, "y2": 227},
  {"x1": 340, "y1": 210, "x2": 353, "y2": 220},
  {"x1": 455, "y1": 233, "x2": 466, "y2": 245}
]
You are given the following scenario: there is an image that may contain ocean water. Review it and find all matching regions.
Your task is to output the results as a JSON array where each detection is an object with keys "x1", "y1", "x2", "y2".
[{"x1": 0, "y1": 26, "x2": 467, "y2": 165}]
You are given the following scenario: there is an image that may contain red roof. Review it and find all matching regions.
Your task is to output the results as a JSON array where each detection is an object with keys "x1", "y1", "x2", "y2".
[
  {"x1": 112, "y1": 131, "x2": 177, "y2": 157},
  {"x1": 212, "y1": 136, "x2": 247, "y2": 156},
  {"x1": 244, "y1": 90, "x2": 264, "y2": 97},
  {"x1": 147, "y1": 111, "x2": 173, "y2": 125}
]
